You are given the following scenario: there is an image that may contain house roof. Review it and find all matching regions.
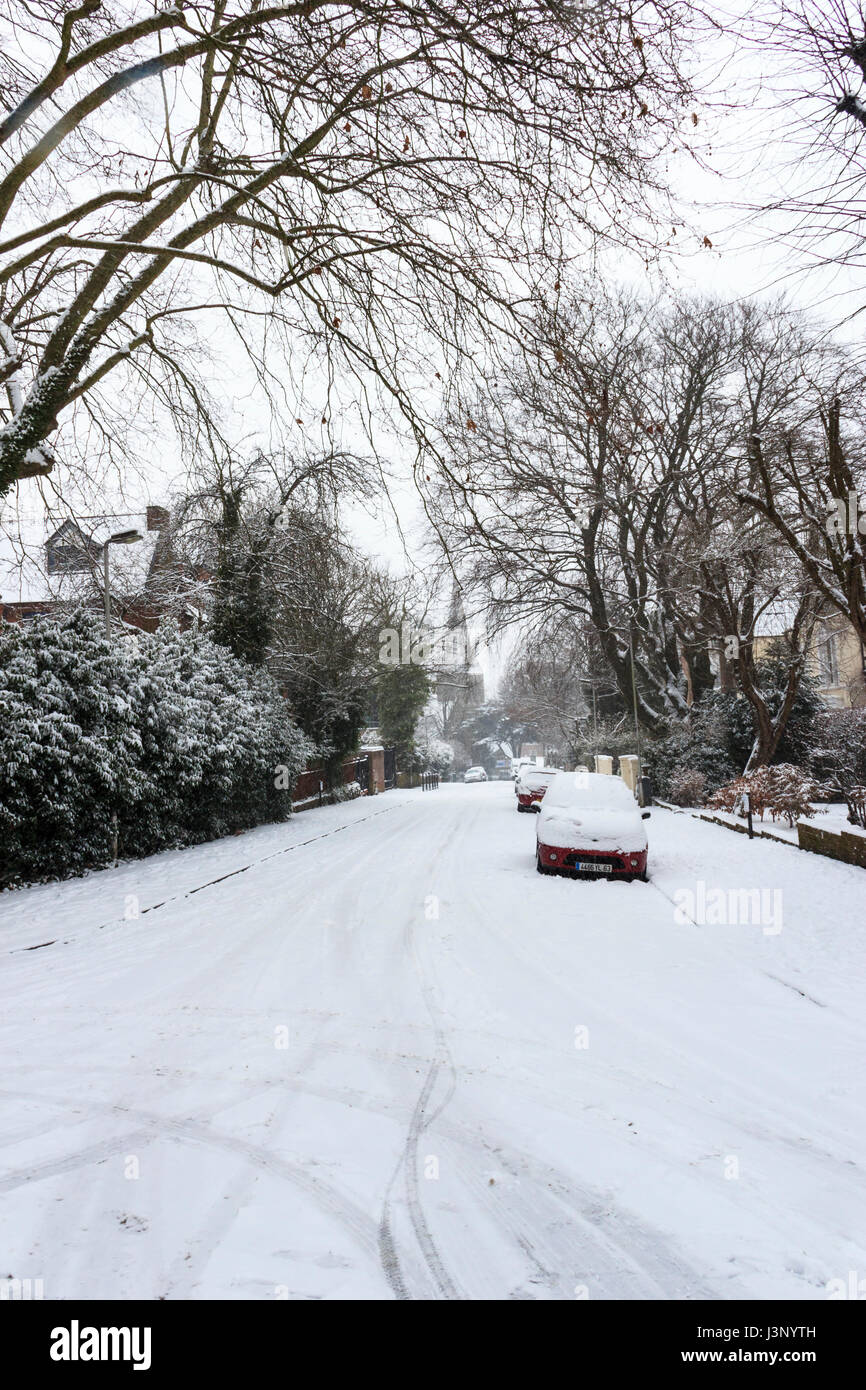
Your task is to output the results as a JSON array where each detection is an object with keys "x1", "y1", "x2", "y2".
[{"x1": 0, "y1": 504, "x2": 163, "y2": 607}]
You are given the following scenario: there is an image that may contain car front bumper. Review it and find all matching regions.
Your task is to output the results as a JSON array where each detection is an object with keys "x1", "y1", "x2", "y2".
[{"x1": 536, "y1": 841, "x2": 647, "y2": 877}]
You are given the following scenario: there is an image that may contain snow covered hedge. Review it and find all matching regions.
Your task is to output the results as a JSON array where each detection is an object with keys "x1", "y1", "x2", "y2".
[{"x1": 0, "y1": 612, "x2": 312, "y2": 887}]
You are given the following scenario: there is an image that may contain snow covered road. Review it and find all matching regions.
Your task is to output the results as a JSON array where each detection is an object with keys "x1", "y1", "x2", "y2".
[{"x1": 1, "y1": 781, "x2": 864, "y2": 1301}]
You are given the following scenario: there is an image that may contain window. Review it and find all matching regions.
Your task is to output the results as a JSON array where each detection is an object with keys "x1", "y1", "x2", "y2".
[{"x1": 816, "y1": 627, "x2": 839, "y2": 688}]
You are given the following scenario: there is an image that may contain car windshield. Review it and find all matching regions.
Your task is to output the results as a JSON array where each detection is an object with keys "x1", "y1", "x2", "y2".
[{"x1": 543, "y1": 772, "x2": 635, "y2": 811}]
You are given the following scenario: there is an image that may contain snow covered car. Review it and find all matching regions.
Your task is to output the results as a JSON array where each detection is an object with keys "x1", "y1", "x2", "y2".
[
  {"x1": 535, "y1": 771, "x2": 650, "y2": 880},
  {"x1": 511, "y1": 756, "x2": 533, "y2": 780},
  {"x1": 516, "y1": 766, "x2": 559, "y2": 811},
  {"x1": 463, "y1": 766, "x2": 488, "y2": 783}
]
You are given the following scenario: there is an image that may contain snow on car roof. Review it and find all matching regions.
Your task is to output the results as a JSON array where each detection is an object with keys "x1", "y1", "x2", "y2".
[{"x1": 543, "y1": 771, "x2": 636, "y2": 808}]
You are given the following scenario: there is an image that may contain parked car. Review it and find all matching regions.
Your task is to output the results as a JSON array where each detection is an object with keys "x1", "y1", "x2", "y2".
[
  {"x1": 516, "y1": 766, "x2": 559, "y2": 811},
  {"x1": 511, "y1": 756, "x2": 534, "y2": 781},
  {"x1": 464, "y1": 766, "x2": 488, "y2": 783},
  {"x1": 535, "y1": 771, "x2": 650, "y2": 880}
]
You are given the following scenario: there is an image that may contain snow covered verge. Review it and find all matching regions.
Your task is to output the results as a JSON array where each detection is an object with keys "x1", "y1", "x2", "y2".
[{"x1": 664, "y1": 800, "x2": 866, "y2": 847}]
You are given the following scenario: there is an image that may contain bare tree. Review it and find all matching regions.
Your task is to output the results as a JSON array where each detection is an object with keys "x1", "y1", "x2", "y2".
[
  {"x1": 428, "y1": 291, "x2": 845, "y2": 763},
  {"x1": 740, "y1": 0, "x2": 866, "y2": 285},
  {"x1": 741, "y1": 393, "x2": 866, "y2": 647},
  {"x1": 0, "y1": 0, "x2": 692, "y2": 499},
  {"x1": 500, "y1": 617, "x2": 621, "y2": 763}
]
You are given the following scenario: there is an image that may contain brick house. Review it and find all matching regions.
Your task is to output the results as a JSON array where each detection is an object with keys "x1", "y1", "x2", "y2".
[{"x1": 0, "y1": 503, "x2": 204, "y2": 631}]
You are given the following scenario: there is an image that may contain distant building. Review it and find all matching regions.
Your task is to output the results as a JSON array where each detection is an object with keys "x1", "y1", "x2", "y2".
[
  {"x1": 518, "y1": 741, "x2": 545, "y2": 762},
  {"x1": 432, "y1": 585, "x2": 485, "y2": 757},
  {"x1": 0, "y1": 503, "x2": 203, "y2": 632}
]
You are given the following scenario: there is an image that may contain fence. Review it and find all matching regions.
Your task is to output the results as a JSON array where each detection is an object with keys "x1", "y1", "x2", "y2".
[
  {"x1": 383, "y1": 747, "x2": 397, "y2": 790},
  {"x1": 293, "y1": 754, "x2": 371, "y2": 806}
]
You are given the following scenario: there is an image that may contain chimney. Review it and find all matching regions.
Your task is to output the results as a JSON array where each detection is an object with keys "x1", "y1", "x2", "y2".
[{"x1": 146, "y1": 505, "x2": 169, "y2": 532}]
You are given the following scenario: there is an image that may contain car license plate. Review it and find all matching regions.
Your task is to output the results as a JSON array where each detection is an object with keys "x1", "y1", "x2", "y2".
[{"x1": 575, "y1": 861, "x2": 611, "y2": 873}]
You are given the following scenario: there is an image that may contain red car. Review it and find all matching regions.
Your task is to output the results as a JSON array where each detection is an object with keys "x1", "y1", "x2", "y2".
[
  {"x1": 515, "y1": 766, "x2": 559, "y2": 812},
  {"x1": 535, "y1": 771, "x2": 650, "y2": 880}
]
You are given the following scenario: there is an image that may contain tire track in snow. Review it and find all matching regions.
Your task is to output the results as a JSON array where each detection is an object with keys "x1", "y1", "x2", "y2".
[
  {"x1": 377, "y1": 812, "x2": 468, "y2": 1301},
  {"x1": 0, "y1": 1086, "x2": 385, "y2": 1272},
  {"x1": 456, "y1": 852, "x2": 721, "y2": 1297}
]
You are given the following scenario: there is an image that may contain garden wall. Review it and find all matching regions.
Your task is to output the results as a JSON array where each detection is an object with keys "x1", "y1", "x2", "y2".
[{"x1": 797, "y1": 822, "x2": 866, "y2": 869}]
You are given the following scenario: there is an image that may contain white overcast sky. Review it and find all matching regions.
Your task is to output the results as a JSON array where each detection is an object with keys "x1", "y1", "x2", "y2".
[{"x1": 8, "y1": 1, "x2": 864, "y2": 696}]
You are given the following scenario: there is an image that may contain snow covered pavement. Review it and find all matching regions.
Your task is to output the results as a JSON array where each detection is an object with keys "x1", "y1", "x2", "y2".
[{"x1": 1, "y1": 781, "x2": 864, "y2": 1300}]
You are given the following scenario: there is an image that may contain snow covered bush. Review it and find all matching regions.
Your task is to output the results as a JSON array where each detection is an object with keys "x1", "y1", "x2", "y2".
[
  {"x1": 708, "y1": 764, "x2": 829, "y2": 828},
  {"x1": 571, "y1": 720, "x2": 643, "y2": 777},
  {"x1": 842, "y1": 785, "x2": 866, "y2": 830},
  {"x1": 644, "y1": 666, "x2": 824, "y2": 802},
  {"x1": 0, "y1": 613, "x2": 312, "y2": 886},
  {"x1": 807, "y1": 708, "x2": 866, "y2": 794},
  {"x1": 332, "y1": 780, "x2": 362, "y2": 802},
  {"x1": 125, "y1": 622, "x2": 313, "y2": 856},
  {"x1": 0, "y1": 610, "x2": 145, "y2": 886},
  {"x1": 644, "y1": 707, "x2": 737, "y2": 802},
  {"x1": 421, "y1": 737, "x2": 455, "y2": 778},
  {"x1": 666, "y1": 768, "x2": 708, "y2": 807}
]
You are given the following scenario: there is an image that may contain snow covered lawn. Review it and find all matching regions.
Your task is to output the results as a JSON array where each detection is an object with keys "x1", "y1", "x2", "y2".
[
  {"x1": 677, "y1": 801, "x2": 866, "y2": 846},
  {"x1": 1, "y1": 782, "x2": 863, "y2": 1300}
]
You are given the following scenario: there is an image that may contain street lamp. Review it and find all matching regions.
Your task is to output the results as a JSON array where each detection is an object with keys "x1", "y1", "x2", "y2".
[
  {"x1": 101, "y1": 528, "x2": 142, "y2": 865},
  {"x1": 102, "y1": 528, "x2": 142, "y2": 637},
  {"x1": 627, "y1": 624, "x2": 643, "y2": 783}
]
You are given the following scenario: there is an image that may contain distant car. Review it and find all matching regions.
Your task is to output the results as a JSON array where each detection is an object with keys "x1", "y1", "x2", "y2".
[
  {"x1": 515, "y1": 766, "x2": 559, "y2": 811},
  {"x1": 511, "y1": 757, "x2": 534, "y2": 781},
  {"x1": 535, "y1": 771, "x2": 650, "y2": 881},
  {"x1": 464, "y1": 766, "x2": 488, "y2": 783}
]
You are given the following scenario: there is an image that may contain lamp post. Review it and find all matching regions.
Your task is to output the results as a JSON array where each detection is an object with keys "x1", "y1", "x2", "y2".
[
  {"x1": 627, "y1": 624, "x2": 643, "y2": 782},
  {"x1": 102, "y1": 528, "x2": 142, "y2": 637},
  {"x1": 102, "y1": 528, "x2": 142, "y2": 863}
]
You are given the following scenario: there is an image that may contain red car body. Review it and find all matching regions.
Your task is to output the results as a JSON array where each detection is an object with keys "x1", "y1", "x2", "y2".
[
  {"x1": 517, "y1": 787, "x2": 546, "y2": 809},
  {"x1": 535, "y1": 771, "x2": 650, "y2": 881},
  {"x1": 515, "y1": 768, "x2": 558, "y2": 812}
]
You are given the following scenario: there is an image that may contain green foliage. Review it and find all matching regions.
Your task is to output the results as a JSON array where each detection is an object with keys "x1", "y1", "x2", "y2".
[
  {"x1": 808, "y1": 707, "x2": 866, "y2": 789},
  {"x1": 209, "y1": 486, "x2": 271, "y2": 666},
  {"x1": 376, "y1": 660, "x2": 430, "y2": 769},
  {"x1": 725, "y1": 656, "x2": 824, "y2": 769},
  {"x1": 643, "y1": 714, "x2": 737, "y2": 802}
]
